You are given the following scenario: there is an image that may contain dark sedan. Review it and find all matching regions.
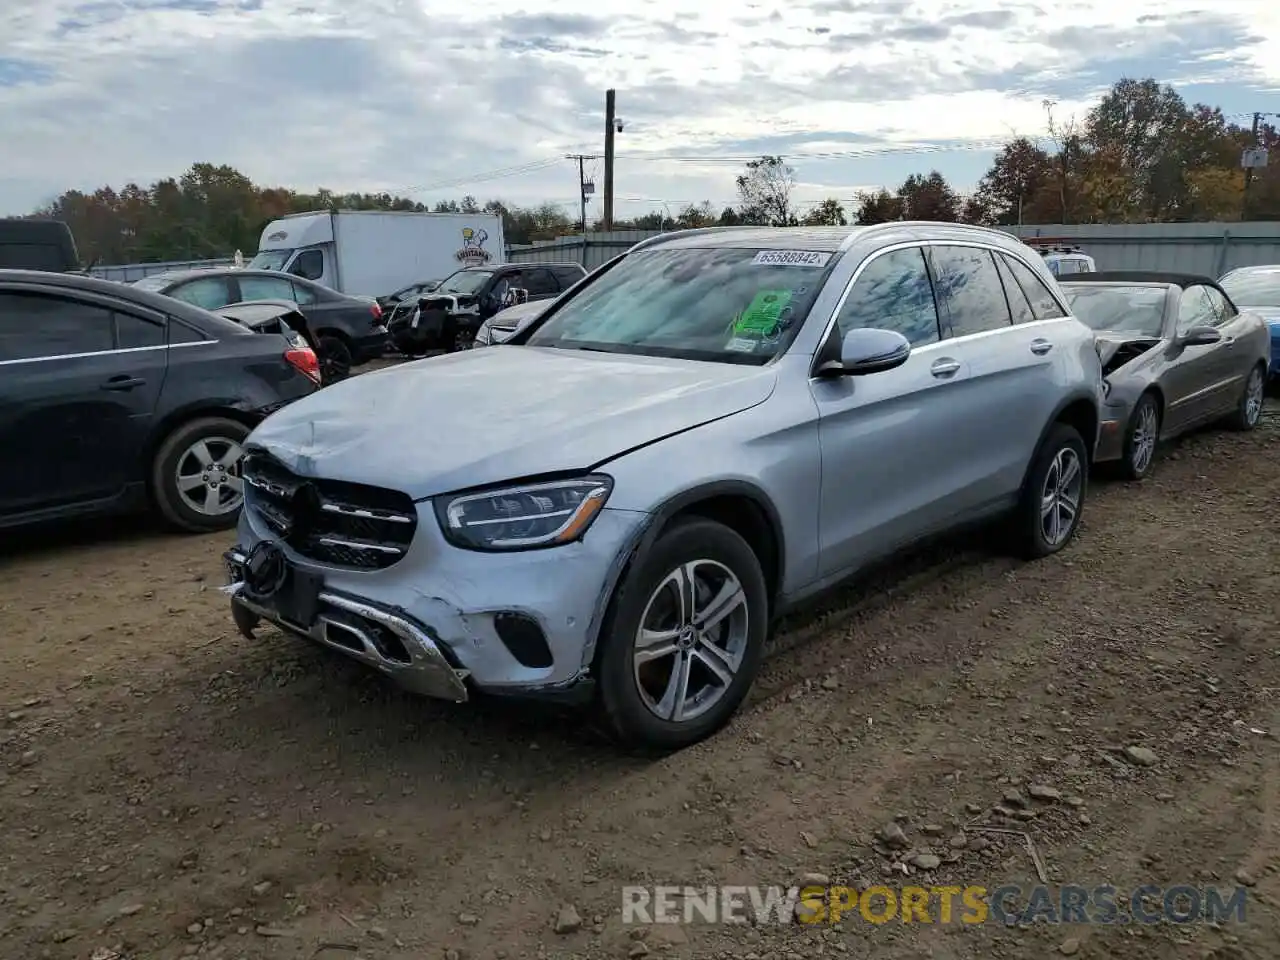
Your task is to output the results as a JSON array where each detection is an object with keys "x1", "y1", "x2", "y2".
[
  {"x1": 0, "y1": 269, "x2": 320, "y2": 533},
  {"x1": 1059, "y1": 271, "x2": 1269, "y2": 480},
  {"x1": 134, "y1": 268, "x2": 386, "y2": 381}
]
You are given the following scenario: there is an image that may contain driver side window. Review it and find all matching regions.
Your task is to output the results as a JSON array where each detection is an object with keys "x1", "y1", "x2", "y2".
[
  {"x1": 1176, "y1": 286, "x2": 1214, "y2": 335},
  {"x1": 835, "y1": 247, "x2": 940, "y2": 346},
  {"x1": 289, "y1": 250, "x2": 323, "y2": 281}
]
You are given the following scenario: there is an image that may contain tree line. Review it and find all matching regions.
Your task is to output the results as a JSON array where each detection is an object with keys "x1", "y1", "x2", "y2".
[{"x1": 22, "y1": 77, "x2": 1280, "y2": 266}]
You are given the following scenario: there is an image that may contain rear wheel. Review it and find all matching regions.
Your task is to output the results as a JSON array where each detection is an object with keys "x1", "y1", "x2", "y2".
[
  {"x1": 1011, "y1": 422, "x2": 1088, "y2": 560},
  {"x1": 1226, "y1": 363, "x2": 1266, "y2": 431},
  {"x1": 595, "y1": 518, "x2": 768, "y2": 752},
  {"x1": 317, "y1": 334, "x2": 353, "y2": 383},
  {"x1": 151, "y1": 417, "x2": 250, "y2": 533},
  {"x1": 1119, "y1": 392, "x2": 1161, "y2": 481}
]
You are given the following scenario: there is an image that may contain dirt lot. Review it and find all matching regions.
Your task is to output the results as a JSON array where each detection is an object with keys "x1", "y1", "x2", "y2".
[{"x1": 2, "y1": 402, "x2": 1278, "y2": 960}]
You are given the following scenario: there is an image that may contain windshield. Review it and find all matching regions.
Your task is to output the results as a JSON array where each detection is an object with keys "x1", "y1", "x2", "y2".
[
  {"x1": 248, "y1": 249, "x2": 291, "y2": 271},
  {"x1": 524, "y1": 246, "x2": 835, "y2": 363},
  {"x1": 437, "y1": 270, "x2": 492, "y2": 295},
  {"x1": 1063, "y1": 285, "x2": 1167, "y2": 338},
  {"x1": 1220, "y1": 268, "x2": 1280, "y2": 307}
]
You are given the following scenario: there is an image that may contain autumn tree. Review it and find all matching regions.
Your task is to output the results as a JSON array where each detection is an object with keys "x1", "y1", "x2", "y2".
[
  {"x1": 801, "y1": 198, "x2": 847, "y2": 226},
  {"x1": 897, "y1": 171, "x2": 960, "y2": 221},
  {"x1": 736, "y1": 156, "x2": 797, "y2": 226},
  {"x1": 852, "y1": 189, "x2": 902, "y2": 224},
  {"x1": 973, "y1": 138, "x2": 1053, "y2": 225}
]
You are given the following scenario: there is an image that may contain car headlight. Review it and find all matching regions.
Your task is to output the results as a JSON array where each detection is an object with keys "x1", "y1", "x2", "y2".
[{"x1": 434, "y1": 476, "x2": 612, "y2": 551}]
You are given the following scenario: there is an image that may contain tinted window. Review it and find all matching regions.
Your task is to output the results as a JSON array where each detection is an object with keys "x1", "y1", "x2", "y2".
[
  {"x1": 0, "y1": 292, "x2": 115, "y2": 361},
  {"x1": 168, "y1": 321, "x2": 207, "y2": 344},
  {"x1": 835, "y1": 246, "x2": 940, "y2": 346},
  {"x1": 169, "y1": 277, "x2": 234, "y2": 311},
  {"x1": 116, "y1": 313, "x2": 165, "y2": 348},
  {"x1": 992, "y1": 254, "x2": 1036, "y2": 325},
  {"x1": 1202, "y1": 286, "x2": 1234, "y2": 324},
  {"x1": 290, "y1": 250, "x2": 323, "y2": 281},
  {"x1": 239, "y1": 276, "x2": 295, "y2": 302},
  {"x1": 1177, "y1": 286, "x2": 1215, "y2": 333},
  {"x1": 521, "y1": 269, "x2": 558, "y2": 297},
  {"x1": 552, "y1": 266, "x2": 585, "y2": 288},
  {"x1": 999, "y1": 253, "x2": 1066, "y2": 321},
  {"x1": 291, "y1": 281, "x2": 317, "y2": 305},
  {"x1": 928, "y1": 246, "x2": 1012, "y2": 337}
]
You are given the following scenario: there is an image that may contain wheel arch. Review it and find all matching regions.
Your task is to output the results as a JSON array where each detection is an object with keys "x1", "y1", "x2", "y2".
[
  {"x1": 142, "y1": 403, "x2": 258, "y2": 489},
  {"x1": 1021, "y1": 393, "x2": 1098, "y2": 492},
  {"x1": 584, "y1": 480, "x2": 786, "y2": 675}
]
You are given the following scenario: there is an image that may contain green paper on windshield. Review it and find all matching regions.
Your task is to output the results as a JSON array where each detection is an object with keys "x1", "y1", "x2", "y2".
[{"x1": 733, "y1": 289, "x2": 793, "y2": 337}]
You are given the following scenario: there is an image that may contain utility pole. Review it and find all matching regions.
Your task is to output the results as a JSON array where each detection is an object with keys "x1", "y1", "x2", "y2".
[
  {"x1": 1243, "y1": 112, "x2": 1262, "y2": 221},
  {"x1": 565, "y1": 154, "x2": 594, "y2": 265},
  {"x1": 603, "y1": 88, "x2": 616, "y2": 231}
]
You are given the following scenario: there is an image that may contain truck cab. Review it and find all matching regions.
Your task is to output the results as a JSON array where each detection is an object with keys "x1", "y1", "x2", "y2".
[
  {"x1": 0, "y1": 219, "x2": 80, "y2": 272},
  {"x1": 247, "y1": 214, "x2": 333, "y2": 286}
]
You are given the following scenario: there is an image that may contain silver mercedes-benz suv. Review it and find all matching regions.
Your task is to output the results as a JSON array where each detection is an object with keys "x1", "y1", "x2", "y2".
[{"x1": 224, "y1": 222, "x2": 1103, "y2": 751}]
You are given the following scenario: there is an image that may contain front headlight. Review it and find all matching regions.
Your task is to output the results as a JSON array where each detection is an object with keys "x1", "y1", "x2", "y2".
[{"x1": 434, "y1": 476, "x2": 612, "y2": 551}]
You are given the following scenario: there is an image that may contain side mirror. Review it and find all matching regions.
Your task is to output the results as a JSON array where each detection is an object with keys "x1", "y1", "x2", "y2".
[
  {"x1": 1179, "y1": 325, "x2": 1222, "y2": 347},
  {"x1": 818, "y1": 328, "x2": 912, "y2": 376}
]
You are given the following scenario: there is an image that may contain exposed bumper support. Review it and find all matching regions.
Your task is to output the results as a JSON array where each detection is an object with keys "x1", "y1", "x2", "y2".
[{"x1": 225, "y1": 548, "x2": 470, "y2": 703}]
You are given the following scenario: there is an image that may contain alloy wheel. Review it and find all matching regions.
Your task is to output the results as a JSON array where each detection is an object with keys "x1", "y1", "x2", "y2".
[
  {"x1": 1040, "y1": 447, "x2": 1083, "y2": 547},
  {"x1": 632, "y1": 559, "x2": 750, "y2": 724},
  {"x1": 1130, "y1": 402, "x2": 1158, "y2": 474},
  {"x1": 175, "y1": 437, "x2": 245, "y2": 517}
]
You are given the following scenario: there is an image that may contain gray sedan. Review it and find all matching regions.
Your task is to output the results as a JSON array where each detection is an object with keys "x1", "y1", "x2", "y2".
[{"x1": 1060, "y1": 271, "x2": 1270, "y2": 480}]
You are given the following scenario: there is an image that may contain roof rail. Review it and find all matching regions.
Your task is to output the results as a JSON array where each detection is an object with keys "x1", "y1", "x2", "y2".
[{"x1": 627, "y1": 225, "x2": 759, "y2": 254}]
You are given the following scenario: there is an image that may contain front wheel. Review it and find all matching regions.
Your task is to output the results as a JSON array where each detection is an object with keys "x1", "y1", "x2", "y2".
[
  {"x1": 595, "y1": 518, "x2": 769, "y2": 752},
  {"x1": 151, "y1": 417, "x2": 250, "y2": 533},
  {"x1": 1226, "y1": 363, "x2": 1266, "y2": 431},
  {"x1": 1120, "y1": 392, "x2": 1161, "y2": 481},
  {"x1": 1011, "y1": 422, "x2": 1088, "y2": 560}
]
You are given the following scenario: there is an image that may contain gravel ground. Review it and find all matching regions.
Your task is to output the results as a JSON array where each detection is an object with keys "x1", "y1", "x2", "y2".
[{"x1": 1, "y1": 395, "x2": 1278, "y2": 960}]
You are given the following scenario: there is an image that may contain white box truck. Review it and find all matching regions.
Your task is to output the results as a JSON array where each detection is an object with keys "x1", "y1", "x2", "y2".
[{"x1": 247, "y1": 210, "x2": 506, "y2": 299}]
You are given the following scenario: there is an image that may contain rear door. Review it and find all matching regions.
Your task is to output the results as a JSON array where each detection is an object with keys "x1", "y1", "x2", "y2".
[
  {"x1": 0, "y1": 288, "x2": 168, "y2": 515},
  {"x1": 926, "y1": 244, "x2": 1061, "y2": 503}
]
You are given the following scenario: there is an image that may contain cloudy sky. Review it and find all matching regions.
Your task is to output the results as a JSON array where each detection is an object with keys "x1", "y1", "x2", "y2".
[{"x1": 1, "y1": 0, "x2": 1277, "y2": 219}]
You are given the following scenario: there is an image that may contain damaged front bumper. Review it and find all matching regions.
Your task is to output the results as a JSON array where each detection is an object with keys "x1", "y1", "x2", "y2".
[{"x1": 223, "y1": 503, "x2": 650, "y2": 703}]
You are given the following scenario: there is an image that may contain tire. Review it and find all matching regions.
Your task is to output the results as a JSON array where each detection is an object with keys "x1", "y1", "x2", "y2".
[
  {"x1": 151, "y1": 416, "x2": 251, "y2": 533},
  {"x1": 1119, "y1": 392, "x2": 1161, "y2": 481},
  {"x1": 1226, "y1": 363, "x2": 1266, "y2": 431},
  {"x1": 595, "y1": 517, "x2": 769, "y2": 752},
  {"x1": 1011, "y1": 422, "x2": 1088, "y2": 560},
  {"x1": 317, "y1": 334, "x2": 353, "y2": 383}
]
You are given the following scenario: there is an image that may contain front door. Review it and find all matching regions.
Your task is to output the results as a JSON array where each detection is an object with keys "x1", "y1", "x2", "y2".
[
  {"x1": 811, "y1": 245, "x2": 970, "y2": 577},
  {"x1": 1163, "y1": 285, "x2": 1234, "y2": 432}
]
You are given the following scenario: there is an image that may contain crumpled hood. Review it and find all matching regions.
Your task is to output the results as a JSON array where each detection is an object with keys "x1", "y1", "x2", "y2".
[
  {"x1": 1093, "y1": 331, "x2": 1163, "y2": 368},
  {"x1": 246, "y1": 346, "x2": 777, "y2": 499}
]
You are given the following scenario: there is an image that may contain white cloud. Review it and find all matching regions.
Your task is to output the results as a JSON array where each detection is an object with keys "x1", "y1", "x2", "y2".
[{"x1": 0, "y1": 0, "x2": 1276, "y2": 217}]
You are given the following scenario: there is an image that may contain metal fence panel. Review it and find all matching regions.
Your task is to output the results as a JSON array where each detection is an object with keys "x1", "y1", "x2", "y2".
[{"x1": 88, "y1": 258, "x2": 235, "y2": 282}]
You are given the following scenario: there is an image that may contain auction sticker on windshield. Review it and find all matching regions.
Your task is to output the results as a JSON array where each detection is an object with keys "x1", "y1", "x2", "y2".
[{"x1": 752, "y1": 250, "x2": 832, "y2": 267}]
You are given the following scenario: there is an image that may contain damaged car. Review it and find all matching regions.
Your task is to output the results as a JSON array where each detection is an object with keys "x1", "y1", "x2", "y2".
[
  {"x1": 1060, "y1": 271, "x2": 1270, "y2": 480},
  {"x1": 223, "y1": 222, "x2": 1104, "y2": 752},
  {"x1": 387, "y1": 262, "x2": 586, "y2": 355}
]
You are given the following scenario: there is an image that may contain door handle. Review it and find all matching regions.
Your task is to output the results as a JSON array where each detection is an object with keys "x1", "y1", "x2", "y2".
[
  {"x1": 930, "y1": 358, "x2": 961, "y2": 378},
  {"x1": 100, "y1": 376, "x2": 145, "y2": 391},
  {"x1": 1029, "y1": 338, "x2": 1053, "y2": 355}
]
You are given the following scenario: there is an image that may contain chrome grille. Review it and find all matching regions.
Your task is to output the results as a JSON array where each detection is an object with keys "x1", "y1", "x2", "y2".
[{"x1": 242, "y1": 453, "x2": 417, "y2": 570}]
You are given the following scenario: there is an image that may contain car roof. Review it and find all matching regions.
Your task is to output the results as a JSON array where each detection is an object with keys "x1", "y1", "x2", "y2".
[
  {"x1": 1066, "y1": 271, "x2": 1217, "y2": 288},
  {"x1": 146, "y1": 268, "x2": 304, "y2": 284},
  {"x1": 634, "y1": 221, "x2": 1036, "y2": 255},
  {"x1": 0, "y1": 268, "x2": 252, "y2": 335}
]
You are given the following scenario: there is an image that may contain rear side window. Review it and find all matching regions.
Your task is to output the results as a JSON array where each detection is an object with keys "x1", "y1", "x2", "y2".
[
  {"x1": 0, "y1": 291, "x2": 116, "y2": 361},
  {"x1": 168, "y1": 321, "x2": 207, "y2": 344},
  {"x1": 992, "y1": 254, "x2": 1036, "y2": 325},
  {"x1": 239, "y1": 276, "x2": 295, "y2": 302},
  {"x1": 835, "y1": 246, "x2": 940, "y2": 346},
  {"x1": 116, "y1": 313, "x2": 165, "y2": 349},
  {"x1": 169, "y1": 277, "x2": 234, "y2": 311},
  {"x1": 927, "y1": 245, "x2": 1012, "y2": 337},
  {"x1": 521, "y1": 268, "x2": 558, "y2": 297},
  {"x1": 552, "y1": 266, "x2": 585, "y2": 288},
  {"x1": 999, "y1": 253, "x2": 1066, "y2": 321},
  {"x1": 291, "y1": 281, "x2": 317, "y2": 305}
]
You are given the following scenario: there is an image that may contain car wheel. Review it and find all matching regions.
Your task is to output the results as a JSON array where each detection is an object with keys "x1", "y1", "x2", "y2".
[
  {"x1": 151, "y1": 416, "x2": 250, "y2": 533},
  {"x1": 1012, "y1": 422, "x2": 1088, "y2": 560},
  {"x1": 1227, "y1": 363, "x2": 1266, "y2": 431},
  {"x1": 595, "y1": 517, "x2": 769, "y2": 752},
  {"x1": 318, "y1": 335, "x2": 353, "y2": 382},
  {"x1": 453, "y1": 327, "x2": 475, "y2": 351},
  {"x1": 1120, "y1": 393, "x2": 1161, "y2": 481}
]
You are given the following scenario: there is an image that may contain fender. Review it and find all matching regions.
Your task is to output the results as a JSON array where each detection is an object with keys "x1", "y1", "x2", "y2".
[
  {"x1": 1020, "y1": 390, "x2": 1100, "y2": 492},
  {"x1": 579, "y1": 479, "x2": 788, "y2": 675}
]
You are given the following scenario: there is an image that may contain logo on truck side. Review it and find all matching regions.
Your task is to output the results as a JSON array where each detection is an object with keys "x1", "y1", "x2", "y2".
[{"x1": 455, "y1": 227, "x2": 491, "y2": 265}]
